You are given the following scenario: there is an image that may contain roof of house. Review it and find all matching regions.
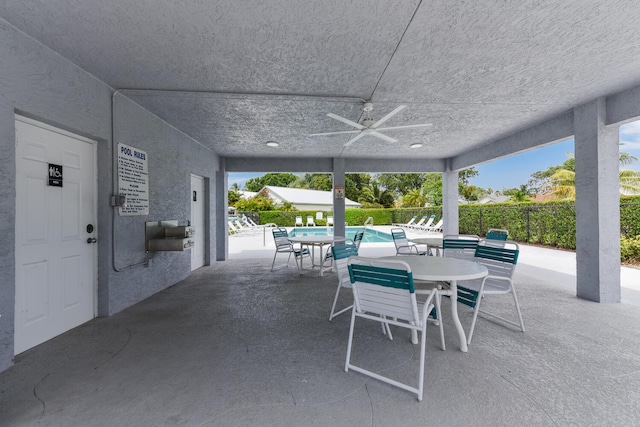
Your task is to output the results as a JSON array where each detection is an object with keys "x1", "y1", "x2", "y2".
[
  {"x1": 478, "y1": 194, "x2": 511, "y2": 204},
  {"x1": 258, "y1": 186, "x2": 361, "y2": 208}
]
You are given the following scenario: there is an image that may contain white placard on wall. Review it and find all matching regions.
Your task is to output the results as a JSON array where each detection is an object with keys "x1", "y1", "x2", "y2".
[{"x1": 117, "y1": 143, "x2": 149, "y2": 216}]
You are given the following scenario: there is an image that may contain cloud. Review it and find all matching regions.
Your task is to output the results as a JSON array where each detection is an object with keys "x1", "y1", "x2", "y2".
[{"x1": 620, "y1": 121, "x2": 640, "y2": 154}]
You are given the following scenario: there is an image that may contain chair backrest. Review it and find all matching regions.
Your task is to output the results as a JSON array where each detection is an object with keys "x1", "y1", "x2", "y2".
[
  {"x1": 306, "y1": 215, "x2": 315, "y2": 225},
  {"x1": 406, "y1": 215, "x2": 417, "y2": 225},
  {"x1": 485, "y1": 228, "x2": 509, "y2": 247},
  {"x1": 327, "y1": 215, "x2": 334, "y2": 225},
  {"x1": 295, "y1": 215, "x2": 303, "y2": 225},
  {"x1": 353, "y1": 229, "x2": 365, "y2": 249},
  {"x1": 421, "y1": 215, "x2": 436, "y2": 228},
  {"x1": 348, "y1": 257, "x2": 418, "y2": 322},
  {"x1": 272, "y1": 227, "x2": 291, "y2": 247},
  {"x1": 331, "y1": 243, "x2": 359, "y2": 288},
  {"x1": 442, "y1": 234, "x2": 480, "y2": 261},
  {"x1": 486, "y1": 228, "x2": 508, "y2": 240},
  {"x1": 429, "y1": 219, "x2": 443, "y2": 230},
  {"x1": 414, "y1": 216, "x2": 428, "y2": 226},
  {"x1": 474, "y1": 240, "x2": 519, "y2": 291},
  {"x1": 391, "y1": 228, "x2": 410, "y2": 249}
]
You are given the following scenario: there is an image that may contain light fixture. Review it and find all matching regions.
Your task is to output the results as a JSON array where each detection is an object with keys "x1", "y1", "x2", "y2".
[
  {"x1": 266, "y1": 141, "x2": 279, "y2": 147},
  {"x1": 410, "y1": 143, "x2": 423, "y2": 149}
]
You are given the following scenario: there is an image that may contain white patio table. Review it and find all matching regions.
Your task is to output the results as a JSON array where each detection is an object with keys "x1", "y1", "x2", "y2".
[
  {"x1": 378, "y1": 255, "x2": 488, "y2": 352},
  {"x1": 288, "y1": 235, "x2": 336, "y2": 276},
  {"x1": 409, "y1": 235, "x2": 443, "y2": 256}
]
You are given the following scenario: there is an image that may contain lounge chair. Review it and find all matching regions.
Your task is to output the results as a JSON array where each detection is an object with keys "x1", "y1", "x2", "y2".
[
  {"x1": 423, "y1": 218, "x2": 443, "y2": 232},
  {"x1": 327, "y1": 215, "x2": 334, "y2": 226},
  {"x1": 408, "y1": 215, "x2": 429, "y2": 229},
  {"x1": 306, "y1": 215, "x2": 316, "y2": 226},
  {"x1": 393, "y1": 215, "x2": 417, "y2": 227},
  {"x1": 413, "y1": 215, "x2": 435, "y2": 230}
]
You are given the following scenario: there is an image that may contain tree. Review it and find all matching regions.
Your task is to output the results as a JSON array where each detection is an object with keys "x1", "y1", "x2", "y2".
[
  {"x1": 509, "y1": 184, "x2": 532, "y2": 202},
  {"x1": 402, "y1": 188, "x2": 427, "y2": 207},
  {"x1": 244, "y1": 173, "x2": 298, "y2": 191},
  {"x1": 548, "y1": 152, "x2": 640, "y2": 199},
  {"x1": 233, "y1": 195, "x2": 275, "y2": 211},
  {"x1": 228, "y1": 182, "x2": 241, "y2": 205}
]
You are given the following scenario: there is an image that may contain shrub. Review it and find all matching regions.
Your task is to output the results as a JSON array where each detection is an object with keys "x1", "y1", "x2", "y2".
[{"x1": 621, "y1": 235, "x2": 640, "y2": 262}]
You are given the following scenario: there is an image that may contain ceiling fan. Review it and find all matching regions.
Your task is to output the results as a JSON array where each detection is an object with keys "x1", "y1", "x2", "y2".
[{"x1": 309, "y1": 102, "x2": 432, "y2": 146}]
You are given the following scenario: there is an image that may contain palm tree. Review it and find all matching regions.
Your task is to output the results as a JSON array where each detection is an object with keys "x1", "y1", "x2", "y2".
[
  {"x1": 550, "y1": 153, "x2": 640, "y2": 199},
  {"x1": 402, "y1": 188, "x2": 427, "y2": 207}
]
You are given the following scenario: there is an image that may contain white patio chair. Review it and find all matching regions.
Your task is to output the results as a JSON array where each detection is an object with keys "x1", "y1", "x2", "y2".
[
  {"x1": 345, "y1": 257, "x2": 441, "y2": 401},
  {"x1": 270, "y1": 227, "x2": 310, "y2": 271},
  {"x1": 391, "y1": 228, "x2": 429, "y2": 255},
  {"x1": 295, "y1": 215, "x2": 304, "y2": 226},
  {"x1": 392, "y1": 215, "x2": 416, "y2": 227},
  {"x1": 456, "y1": 240, "x2": 524, "y2": 344},
  {"x1": 411, "y1": 214, "x2": 435, "y2": 230},
  {"x1": 306, "y1": 215, "x2": 316, "y2": 226},
  {"x1": 352, "y1": 229, "x2": 365, "y2": 250},
  {"x1": 408, "y1": 215, "x2": 429, "y2": 229},
  {"x1": 485, "y1": 228, "x2": 509, "y2": 247},
  {"x1": 423, "y1": 218, "x2": 443, "y2": 232},
  {"x1": 442, "y1": 234, "x2": 480, "y2": 261},
  {"x1": 327, "y1": 215, "x2": 334, "y2": 226},
  {"x1": 328, "y1": 242, "x2": 359, "y2": 321}
]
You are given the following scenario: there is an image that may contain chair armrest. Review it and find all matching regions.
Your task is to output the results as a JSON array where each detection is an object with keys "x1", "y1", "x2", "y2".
[{"x1": 397, "y1": 244, "x2": 419, "y2": 254}]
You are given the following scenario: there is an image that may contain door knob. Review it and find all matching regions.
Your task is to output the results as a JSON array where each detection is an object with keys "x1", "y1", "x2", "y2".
[{"x1": 87, "y1": 237, "x2": 97, "y2": 244}]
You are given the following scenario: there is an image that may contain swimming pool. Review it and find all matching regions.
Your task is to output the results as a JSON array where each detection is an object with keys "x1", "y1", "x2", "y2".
[{"x1": 288, "y1": 226, "x2": 392, "y2": 243}]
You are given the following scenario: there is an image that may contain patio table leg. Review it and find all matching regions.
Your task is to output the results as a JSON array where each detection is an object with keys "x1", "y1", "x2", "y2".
[{"x1": 449, "y1": 280, "x2": 468, "y2": 352}]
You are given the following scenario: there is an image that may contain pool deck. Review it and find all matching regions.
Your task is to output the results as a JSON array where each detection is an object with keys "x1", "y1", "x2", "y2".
[
  {"x1": 3, "y1": 226, "x2": 640, "y2": 425},
  {"x1": 231, "y1": 225, "x2": 640, "y2": 305}
]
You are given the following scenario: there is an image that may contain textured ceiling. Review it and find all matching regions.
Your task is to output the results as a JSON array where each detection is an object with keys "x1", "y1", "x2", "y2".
[{"x1": 3, "y1": 0, "x2": 640, "y2": 161}]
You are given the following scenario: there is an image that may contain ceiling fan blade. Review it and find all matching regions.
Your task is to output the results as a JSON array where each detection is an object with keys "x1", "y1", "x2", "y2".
[
  {"x1": 375, "y1": 123, "x2": 433, "y2": 131},
  {"x1": 309, "y1": 130, "x2": 361, "y2": 136},
  {"x1": 343, "y1": 132, "x2": 367, "y2": 147},
  {"x1": 327, "y1": 113, "x2": 365, "y2": 130},
  {"x1": 371, "y1": 105, "x2": 406, "y2": 129},
  {"x1": 370, "y1": 131, "x2": 398, "y2": 143}
]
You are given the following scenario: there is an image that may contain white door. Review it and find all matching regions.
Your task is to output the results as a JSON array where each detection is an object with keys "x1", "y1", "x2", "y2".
[
  {"x1": 14, "y1": 116, "x2": 97, "y2": 354},
  {"x1": 191, "y1": 174, "x2": 206, "y2": 270}
]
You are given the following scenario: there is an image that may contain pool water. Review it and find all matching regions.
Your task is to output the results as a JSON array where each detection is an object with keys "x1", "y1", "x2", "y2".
[{"x1": 288, "y1": 226, "x2": 392, "y2": 243}]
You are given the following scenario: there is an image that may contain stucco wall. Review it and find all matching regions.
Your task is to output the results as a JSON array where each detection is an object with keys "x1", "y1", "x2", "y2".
[
  {"x1": 0, "y1": 20, "x2": 218, "y2": 372},
  {"x1": 106, "y1": 95, "x2": 218, "y2": 315}
]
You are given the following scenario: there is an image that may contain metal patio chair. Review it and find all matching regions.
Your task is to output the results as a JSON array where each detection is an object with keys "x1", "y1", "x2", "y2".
[
  {"x1": 345, "y1": 257, "x2": 440, "y2": 401},
  {"x1": 270, "y1": 227, "x2": 310, "y2": 272},
  {"x1": 456, "y1": 240, "x2": 524, "y2": 344}
]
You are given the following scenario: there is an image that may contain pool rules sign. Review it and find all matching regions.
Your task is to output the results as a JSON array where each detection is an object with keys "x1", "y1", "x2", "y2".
[{"x1": 117, "y1": 143, "x2": 149, "y2": 216}]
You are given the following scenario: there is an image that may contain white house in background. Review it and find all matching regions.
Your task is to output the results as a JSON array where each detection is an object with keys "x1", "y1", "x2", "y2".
[
  {"x1": 477, "y1": 193, "x2": 511, "y2": 204},
  {"x1": 257, "y1": 186, "x2": 362, "y2": 211},
  {"x1": 238, "y1": 190, "x2": 258, "y2": 199}
]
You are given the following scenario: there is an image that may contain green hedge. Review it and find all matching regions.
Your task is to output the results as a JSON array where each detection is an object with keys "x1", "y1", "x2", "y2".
[{"x1": 256, "y1": 200, "x2": 640, "y2": 256}]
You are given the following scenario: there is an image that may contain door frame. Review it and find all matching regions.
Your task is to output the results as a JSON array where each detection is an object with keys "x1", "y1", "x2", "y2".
[{"x1": 190, "y1": 173, "x2": 206, "y2": 270}]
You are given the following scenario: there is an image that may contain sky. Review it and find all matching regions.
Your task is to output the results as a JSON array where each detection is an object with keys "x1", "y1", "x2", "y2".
[{"x1": 229, "y1": 120, "x2": 640, "y2": 191}]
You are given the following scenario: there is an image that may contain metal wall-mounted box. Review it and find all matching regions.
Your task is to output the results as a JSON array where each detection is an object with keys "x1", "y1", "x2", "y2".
[
  {"x1": 164, "y1": 226, "x2": 195, "y2": 238},
  {"x1": 145, "y1": 220, "x2": 196, "y2": 252}
]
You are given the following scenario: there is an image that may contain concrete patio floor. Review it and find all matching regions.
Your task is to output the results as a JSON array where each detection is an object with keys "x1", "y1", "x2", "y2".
[{"x1": 2, "y1": 231, "x2": 640, "y2": 426}]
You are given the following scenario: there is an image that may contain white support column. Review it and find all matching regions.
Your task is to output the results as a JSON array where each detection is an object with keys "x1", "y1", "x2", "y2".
[
  {"x1": 574, "y1": 98, "x2": 620, "y2": 302},
  {"x1": 332, "y1": 158, "x2": 346, "y2": 239},
  {"x1": 215, "y1": 167, "x2": 228, "y2": 261},
  {"x1": 442, "y1": 162, "x2": 459, "y2": 236}
]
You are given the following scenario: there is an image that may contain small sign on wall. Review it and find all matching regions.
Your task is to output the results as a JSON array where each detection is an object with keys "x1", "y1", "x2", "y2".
[
  {"x1": 117, "y1": 143, "x2": 149, "y2": 216},
  {"x1": 334, "y1": 185, "x2": 345, "y2": 200},
  {"x1": 48, "y1": 163, "x2": 63, "y2": 187}
]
